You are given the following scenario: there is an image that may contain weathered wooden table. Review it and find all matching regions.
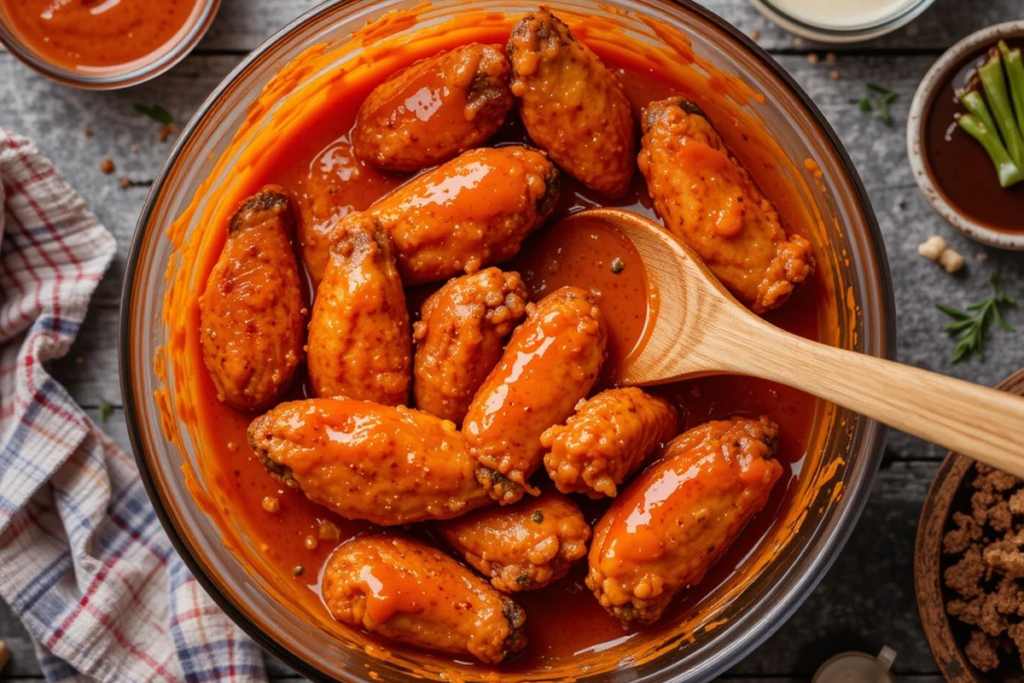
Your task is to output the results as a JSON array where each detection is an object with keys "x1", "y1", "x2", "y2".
[{"x1": 1, "y1": 0, "x2": 1022, "y2": 680}]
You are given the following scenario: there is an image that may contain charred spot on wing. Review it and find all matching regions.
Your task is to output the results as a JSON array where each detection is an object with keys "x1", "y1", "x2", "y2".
[
  {"x1": 229, "y1": 186, "x2": 291, "y2": 233},
  {"x1": 677, "y1": 99, "x2": 706, "y2": 118}
]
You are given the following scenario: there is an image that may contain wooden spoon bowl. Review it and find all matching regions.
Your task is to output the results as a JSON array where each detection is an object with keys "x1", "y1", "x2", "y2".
[{"x1": 566, "y1": 207, "x2": 1024, "y2": 478}]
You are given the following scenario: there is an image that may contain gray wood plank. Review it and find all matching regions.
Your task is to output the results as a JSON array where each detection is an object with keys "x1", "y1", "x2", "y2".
[{"x1": 186, "y1": 0, "x2": 1019, "y2": 55}]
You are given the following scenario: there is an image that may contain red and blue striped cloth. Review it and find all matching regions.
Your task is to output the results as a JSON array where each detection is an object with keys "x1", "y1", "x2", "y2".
[{"x1": 0, "y1": 130, "x2": 266, "y2": 682}]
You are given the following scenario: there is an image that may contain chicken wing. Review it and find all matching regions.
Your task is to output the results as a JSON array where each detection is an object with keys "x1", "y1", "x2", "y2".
[
  {"x1": 541, "y1": 388, "x2": 677, "y2": 498},
  {"x1": 464, "y1": 286, "x2": 607, "y2": 505},
  {"x1": 307, "y1": 213, "x2": 411, "y2": 405},
  {"x1": 638, "y1": 98, "x2": 815, "y2": 313},
  {"x1": 353, "y1": 43, "x2": 514, "y2": 173},
  {"x1": 508, "y1": 9, "x2": 635, "y2": 198},
  {"x1": 369, "y1": 145, "x2": 559, "y2": 284},
  {"x1": 199, "y1": 188, "x2": 305, "y2": 411},
  {"x1": 434, "y1": 491, "x2": 590, "y2": 593},
  {"x1": 322, "y1": 534, "x2": 527, "y2": 664},
  {"x1": 248, "y1": 398, "x2": 490, "y2": 526},
  {"x1": 586, "y1": 416, "x2": 782, "y2": 624},
  {"x1": 413, "y1": 268, "x2": 529, "y2": 424}
]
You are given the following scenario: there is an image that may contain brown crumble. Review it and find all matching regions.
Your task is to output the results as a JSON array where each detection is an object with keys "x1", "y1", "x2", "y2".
[
  {"x1": 100, "y1": 158, "x2": 115, "y2": 174},
  {"x1": 829, "y1": 70, "x2": 841, "y2": 81},
  {"x1": 749, "y1": 29, "x2": 760, "y2": 40},
  {"x1": 120, "y1": 178, "x2": 131, "y2": 189},
  {"x1": 807, "y1": 52, "x2": 820, "y2": 65},
  {"x1": 84, "y1": 129, "x2": 93, "y2": 138}
]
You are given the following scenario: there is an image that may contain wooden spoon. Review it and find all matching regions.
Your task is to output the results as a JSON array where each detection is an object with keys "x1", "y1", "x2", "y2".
[{"x1": 569, "y1": 207, "x2": 1024, "y2": 478}]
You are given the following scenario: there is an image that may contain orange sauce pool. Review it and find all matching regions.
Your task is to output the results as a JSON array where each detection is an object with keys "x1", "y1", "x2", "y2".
[
  {"x1": 172, "y1": 16, "x2": 838, "y2": 678},
  {"x1": 0, "y1": 0, "x2": 206, "y2": 74}
]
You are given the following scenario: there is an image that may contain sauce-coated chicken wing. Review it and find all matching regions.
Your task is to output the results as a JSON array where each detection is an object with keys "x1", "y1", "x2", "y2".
[
  {"x1": 541, "y1": 388, "x2": 677, "y2": 498},
  {"x1": 248, "y1": 398, "x2": 490, "y2": 526},
  {"x1": 322, "y1": 535, "x2": 527, "y2": 664},
  {"x1": 199, "y1": 188, "x2": 305, "y2": 411},
  {"x1": 413, "y1": 268, "x2": 529, "y2": 424},
  {"x1": 586, "y1": 416, "x2": 782, "y2": 624},
  {"x1": 369, "y1": 145, "x2": 559, "y2": 284},
  {"x1": 464, "y1": 286, "x2": 607, "y2": 505},
  {"x1": 435, "y1": 491, "x2": 590, "y2": 593},
  {"x1": 508, "y1": 10, "x2": 635, "y2": 198},
  {"x1": 353, "y1": 43, "x2": 514, "y2": 173},
  {"x1": 638, "y1": 99, "x2": 814, "y2": 313},
  {"x1": 307, "y1": 213, "x2": 411, "y2": 405}
]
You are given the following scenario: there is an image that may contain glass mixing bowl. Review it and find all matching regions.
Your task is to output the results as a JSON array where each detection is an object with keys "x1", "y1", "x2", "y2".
[{"x1": 120, "y1": 1, "x2": 895, "y2": 681}]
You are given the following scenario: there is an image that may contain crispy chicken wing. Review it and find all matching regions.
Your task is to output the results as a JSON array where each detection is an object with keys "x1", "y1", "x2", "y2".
[
  {"x1": 248, "y1": 399, "x2": 490, "y2": 526},
  {"x1": 638, "y1": 99, "x2": 815, "y2": 313},
  {"x1": 322, "y1": 535, "x2": 527, "y2": 664},
  {"x1": 198, "y1": 188, "x2": 305, "y2": 411},
  {"x1": 541, "y1": 388, "x2": 677, "y2": 499},
  {"x1": 435, "y1": 491, "x2": 590, "y2": 593},
  {"x1": 464, "y1": 286, "x2": 607, "y2": 505},
  {"x1": 413, "y1": 268, "x2": 529, "y2": 424},
  {"x1": 586, "y1": 416, "x2": 782, "y2": 624},
  {"x1": 353, "y1": 44, "x2": 514, "y2": 173},
  {"x1": 508, "y1": 9, "x2": 635, "y2": 198},
  {"x1": 307, "y1": 213, "x2": 411, "y2": 405},
  {"x1": 369, "y1": 145, "x2": 559, "y2": 284}
]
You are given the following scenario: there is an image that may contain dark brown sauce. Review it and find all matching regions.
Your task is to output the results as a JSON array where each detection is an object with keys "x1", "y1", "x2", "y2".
[
  {"x1": 190, "y1": 44, "x2": 830, "y2": 670},
  {"x1": 924, "y1": 39, "x2": 1024, "y2": 232}
]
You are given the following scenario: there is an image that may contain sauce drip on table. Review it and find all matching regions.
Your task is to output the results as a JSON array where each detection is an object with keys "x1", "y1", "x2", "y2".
[
  {"x1": 0, "y1": 0, "x2": 206, "y2": 74},
  {"x1": 183, "y1": 34, "x2": 832, "y2": 671}
]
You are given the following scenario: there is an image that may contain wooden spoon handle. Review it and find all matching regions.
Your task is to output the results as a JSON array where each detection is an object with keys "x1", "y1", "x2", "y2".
[{"x1": 725, "y1": 322, "x2": 1024, "y2": 478}]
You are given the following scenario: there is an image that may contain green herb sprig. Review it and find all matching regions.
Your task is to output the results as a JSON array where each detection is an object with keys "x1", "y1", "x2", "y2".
[
  {"x1": 936, "y1": 273, "x2": 1017, "y2": 363},
  {"x1": 100, "y1": 400, "x2": 114, "y2": 423},
  {"x1": 859, "y1": 82, "x2": 899, "y2": 126},
  {"x1": 134, "y1": 104, "x2": 174, "y2": 126}
]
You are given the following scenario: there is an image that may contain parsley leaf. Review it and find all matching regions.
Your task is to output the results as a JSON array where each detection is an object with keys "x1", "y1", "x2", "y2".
[
  {"x1": 100, "y1": 400, "x2": 114, "y2": 423},
  {"x1": 134, "y1": 104, "x2": 174, "y2": 126}
]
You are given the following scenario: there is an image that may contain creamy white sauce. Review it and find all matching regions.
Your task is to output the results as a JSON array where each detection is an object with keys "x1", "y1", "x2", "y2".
[{"x1": 767, "y1": 0, "x2": 921, "y2": 29}]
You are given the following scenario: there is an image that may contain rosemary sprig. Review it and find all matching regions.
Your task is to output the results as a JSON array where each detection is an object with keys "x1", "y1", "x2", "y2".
[
  {"x1": 936, "y1": 273, "x2": 1017, "y2": 363},
  {"x1": 133, "y1": 104, "x2": 174, "y2": 126}
]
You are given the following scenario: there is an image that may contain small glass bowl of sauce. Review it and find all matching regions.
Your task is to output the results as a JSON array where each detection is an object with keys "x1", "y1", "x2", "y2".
[
  {"x1": 748, "y1": 0, "x2": 936, "y2": 43},
  {"x1": 0, "y1": 0, "x2": 220, "y2": 89},
  {"x1": 908, "y1": 21, "x2": 1024, "y2": 250}
]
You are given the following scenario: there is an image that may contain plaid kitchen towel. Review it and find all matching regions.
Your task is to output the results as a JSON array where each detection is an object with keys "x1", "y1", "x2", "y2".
[{"x1": 0, "y1": 129, "x2": 267, "y2": 682}]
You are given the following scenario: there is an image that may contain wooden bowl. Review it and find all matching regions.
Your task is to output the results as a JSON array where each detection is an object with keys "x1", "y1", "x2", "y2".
[{"x1": 915, "y1": 369, "x2": 1024, "y2": 682}]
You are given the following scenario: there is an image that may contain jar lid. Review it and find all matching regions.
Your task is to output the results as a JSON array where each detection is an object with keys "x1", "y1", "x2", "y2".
[{"x1": 812, "y1": 646, "x2": 897, "y2": 683}]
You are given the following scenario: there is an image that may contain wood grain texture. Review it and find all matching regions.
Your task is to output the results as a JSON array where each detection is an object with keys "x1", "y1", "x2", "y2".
[{"x1": 1, "y1": 0, "x2": 1023, "y2": 679}]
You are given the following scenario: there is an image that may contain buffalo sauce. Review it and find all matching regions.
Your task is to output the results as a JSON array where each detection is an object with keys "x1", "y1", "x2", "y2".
[
  {"x1": 0, "y1": 0, "x2": 206, "y2": 74},
  {"x1": 184, "y1": 30, "x2": 831, "y2": 673}
]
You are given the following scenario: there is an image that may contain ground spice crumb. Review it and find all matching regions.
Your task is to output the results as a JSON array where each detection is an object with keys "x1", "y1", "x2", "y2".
[
  {"x1": 293, "y1": 565, "x2": 304, "y2": 577},
  {"x1": 793, "y1": 37, "x2": 806, "y2": 48},
  {"x1": 807, "y1": 53, "x2": 819, "y2": 65},
  {"x1": 159, "y1": 123, "x2": 178, "y2": 142},
  {"x1": 749, "y1": 29, "x2": 760, "y2": 40},
  {"x1": 830, "y1": 70, "x2": 841, "y2": 81},
  {"x1": 100, "y1": 158, "x2": 115, "y2": 174},
  {"x1": 825, "y1": 52, "x2": 837, "y2": 64},
  {"x1": 120, "y1": 178, "x2": 131, "y2": 189},
  {"x1": 84, "y1": 129, "x2": 93, "y2": 138},
  {"x1": 74, "y1": 356, "x2": 84, "y2": 366}
]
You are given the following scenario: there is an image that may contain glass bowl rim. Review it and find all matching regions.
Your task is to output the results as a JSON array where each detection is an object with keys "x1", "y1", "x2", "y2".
[
  {"x1": 119, "y1": 0, "x2": 897, "y2": 680},
  {"x1": 0, "y1": 0, "x2": 222, "y2": 90},
  {"x1": 747, "y1": 0, "x2": 937, "y2": 44}
]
